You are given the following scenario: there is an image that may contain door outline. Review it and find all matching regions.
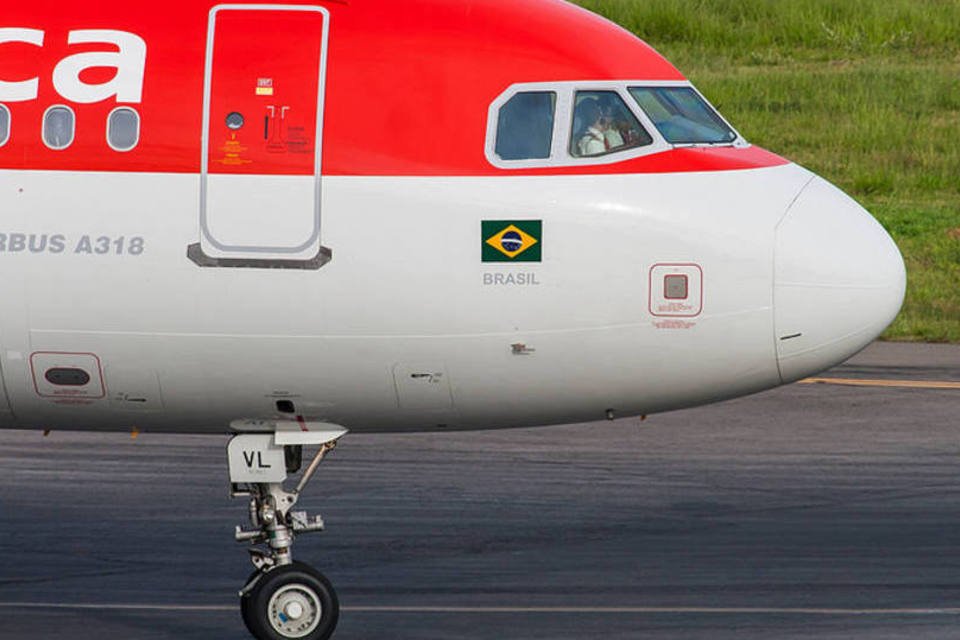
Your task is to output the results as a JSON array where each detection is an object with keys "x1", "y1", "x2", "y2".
[{"x1": 189, "y1": 3, "x2": 332, "y2": 269}]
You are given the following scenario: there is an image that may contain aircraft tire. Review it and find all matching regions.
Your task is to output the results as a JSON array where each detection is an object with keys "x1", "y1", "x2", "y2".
[
  {"x1": 241, "y1": 562, "x2": 339, "y2": 640},
  {"x1": 240, "y1": 569, "x2": 261, "y2": 637}
]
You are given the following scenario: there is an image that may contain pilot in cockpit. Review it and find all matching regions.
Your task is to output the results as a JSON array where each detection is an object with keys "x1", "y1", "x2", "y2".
[
  {"x1": 598, "y1": 95, "x2": 627, "y2": 149},
  {"x1": 574, "y1": 99, "x2": 608, "y2": 157}
]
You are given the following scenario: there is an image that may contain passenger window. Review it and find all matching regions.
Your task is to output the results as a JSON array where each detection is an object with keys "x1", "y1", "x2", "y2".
[
  {"x1": 570, "y1": 91, "x2": 651, "y2": 158},
  {"x1": 0, "y1": 104, "x2": 8, "y2": 147},
  {"x1": 628, "y1": 86, "x2": 736, "y2": 144},
  {"x1": 43, "y1": 106, "x2": 75, "y2": 150},
  {"x1": 495, "y1": 91, "x2": 556, "y2": 160},
  {"x1": 107, "y1": 107, "x2": 140, "y2": 151}
]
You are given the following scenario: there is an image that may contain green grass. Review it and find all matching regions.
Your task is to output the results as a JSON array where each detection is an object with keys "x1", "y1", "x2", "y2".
[{"x1": 575, "y1": 0, "x2": 960, "y2": 341}]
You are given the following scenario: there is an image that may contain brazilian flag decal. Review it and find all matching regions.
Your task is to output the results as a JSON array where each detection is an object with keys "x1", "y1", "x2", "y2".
[{"x1": 482, "y1": 220, "x2": 542, "y2": 262}]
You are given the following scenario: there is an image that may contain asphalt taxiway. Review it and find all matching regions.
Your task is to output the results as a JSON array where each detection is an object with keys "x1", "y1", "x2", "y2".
[{"x1": 0, "y1": 341, "x2": 959, "y2": 639}]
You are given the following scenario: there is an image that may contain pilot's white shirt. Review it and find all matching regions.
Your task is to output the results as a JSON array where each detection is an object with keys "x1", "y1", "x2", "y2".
[{"x1": 577, "y1": 126, "x2": 607, "y2": 156}]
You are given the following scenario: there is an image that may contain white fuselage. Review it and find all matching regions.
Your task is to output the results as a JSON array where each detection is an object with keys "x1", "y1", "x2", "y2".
[{"x1": 0, "y1": 161, "x2": 904, "y2": 433}]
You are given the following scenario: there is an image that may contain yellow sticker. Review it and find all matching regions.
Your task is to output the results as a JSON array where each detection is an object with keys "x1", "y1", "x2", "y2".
[{"x1": 257, "y1": 78, "x2": 274, "y2": 96}]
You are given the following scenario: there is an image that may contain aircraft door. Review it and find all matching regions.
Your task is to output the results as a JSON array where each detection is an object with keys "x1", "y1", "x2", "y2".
[{"x1": 189, "y1": 5, "x2": 332, "y2": 269}]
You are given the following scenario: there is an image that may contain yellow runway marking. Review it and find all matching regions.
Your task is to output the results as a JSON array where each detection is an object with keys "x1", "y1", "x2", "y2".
[{"x1": 799, "y1": 377, "x2": 960, "y2": 390}]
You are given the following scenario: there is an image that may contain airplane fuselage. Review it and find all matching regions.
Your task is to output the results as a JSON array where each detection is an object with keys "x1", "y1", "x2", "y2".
[{"x1": 0, "y1": 0, "x2": 905, "y2": 434}]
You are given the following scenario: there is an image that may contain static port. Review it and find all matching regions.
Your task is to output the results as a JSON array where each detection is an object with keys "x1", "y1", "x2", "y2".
[{"x1": 276, "y1": 400, "x2": 296, "y2": 414}]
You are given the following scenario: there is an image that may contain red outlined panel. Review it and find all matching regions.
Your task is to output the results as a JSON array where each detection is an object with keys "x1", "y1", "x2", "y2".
[
  {"x1": 29, "y1": 351, "x2": 106, "y2": 399},
  {"x1": 649, "y1": 263, "x2": 703, "y2": 318}
]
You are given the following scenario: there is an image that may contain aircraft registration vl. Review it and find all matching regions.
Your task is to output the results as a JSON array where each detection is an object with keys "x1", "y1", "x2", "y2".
[{"x1": 0, "y1": 1, "x2": 905, "y2": 639}]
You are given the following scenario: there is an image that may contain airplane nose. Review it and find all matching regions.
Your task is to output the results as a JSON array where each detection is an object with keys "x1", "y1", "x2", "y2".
[{"x1": 774, "y1": 177, "x2": 906, "y2": 383}]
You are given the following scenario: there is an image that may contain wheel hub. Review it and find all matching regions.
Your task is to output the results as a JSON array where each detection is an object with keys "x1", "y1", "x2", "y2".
[
  {"x1": 268, "y1": 583, "x2": 322, "y2": 638},
  {"x1": 285, "y1": 601, "x2": 304, "y2": 620}
]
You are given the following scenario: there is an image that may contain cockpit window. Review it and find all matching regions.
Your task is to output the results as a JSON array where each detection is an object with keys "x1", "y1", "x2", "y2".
[
  {"x1": 628, "y1": 86, "x2": 736, "y2": 145},
  {"x1": 494, "y1": 91, "x2": 556, "y2": 160},
  {"x1": 570, "y1": 91, "x2": 651, "y2": 158}
]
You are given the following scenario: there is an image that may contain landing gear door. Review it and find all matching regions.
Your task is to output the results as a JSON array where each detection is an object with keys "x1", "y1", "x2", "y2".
[{"x1": 189, "y1": 5, "x2": 332, "y2": 269}]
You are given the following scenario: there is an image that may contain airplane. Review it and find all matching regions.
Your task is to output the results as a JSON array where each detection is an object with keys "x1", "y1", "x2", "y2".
[{"x1": 0, "y1": 0, "x2": 906, "y2": 638}]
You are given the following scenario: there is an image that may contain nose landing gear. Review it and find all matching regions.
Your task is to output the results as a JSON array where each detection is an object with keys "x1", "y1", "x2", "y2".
[{"x1": 227, "y1": 425, "x2": 347, "y2": 640}]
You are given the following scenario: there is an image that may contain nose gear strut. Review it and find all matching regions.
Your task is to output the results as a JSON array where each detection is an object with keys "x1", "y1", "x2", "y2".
[{"x1": 227, "y1": 422, "x2": 347, "y2": 640}]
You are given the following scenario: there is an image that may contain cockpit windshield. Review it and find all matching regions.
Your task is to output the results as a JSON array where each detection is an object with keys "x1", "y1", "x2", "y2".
[{"x1": 628, "y1": 86, "x2": 736, "y2": 145}]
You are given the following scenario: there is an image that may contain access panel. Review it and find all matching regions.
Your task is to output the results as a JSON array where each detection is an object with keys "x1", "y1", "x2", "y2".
[
  {"x1": 649, "y1": 263, "x2": 703, "y2": 317},
  {"x1": 192, "y1": 5, "x2": 331, "y2": 268}
]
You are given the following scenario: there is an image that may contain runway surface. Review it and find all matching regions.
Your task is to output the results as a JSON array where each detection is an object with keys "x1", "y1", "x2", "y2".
[{"x1": 0, "y1": 341, "x2": 958, "y2": 639}]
